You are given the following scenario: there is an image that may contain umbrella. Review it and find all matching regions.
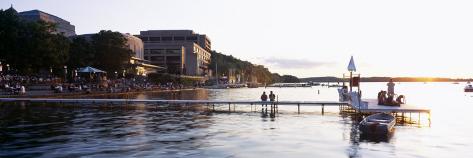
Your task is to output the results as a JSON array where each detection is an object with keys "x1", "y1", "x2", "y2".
[
  {"x1": 78, "y1": 66, "x2": 106, "y2": 73},
  {"x1": 347, "y1": 56, "x2": 356, "y2": 72}
]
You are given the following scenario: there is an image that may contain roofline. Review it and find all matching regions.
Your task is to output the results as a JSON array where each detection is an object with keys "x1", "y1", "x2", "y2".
[{"x1": 19, "y1": 9, "x2": 72, "y2": 24}]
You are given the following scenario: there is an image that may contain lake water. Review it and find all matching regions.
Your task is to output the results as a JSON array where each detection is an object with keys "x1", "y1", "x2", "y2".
[{"x1": 1, "y1": 82, "x2": 473, "y2": 158}]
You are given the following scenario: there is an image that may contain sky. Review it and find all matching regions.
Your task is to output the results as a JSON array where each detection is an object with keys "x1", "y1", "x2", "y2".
[{"x1": 1, "y1": 0, "x2": 473, "y2": 78}]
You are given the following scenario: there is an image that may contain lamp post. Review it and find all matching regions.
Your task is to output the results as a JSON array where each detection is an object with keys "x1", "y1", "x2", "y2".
[
  {"x1": 0, "y1": 61, "x2": 3, "y2": 74},
  {"x1": 49, "y1": 67, "x2": 53, "y2": 78},
  {"x1": 74, "y1": 69, "x2": 78, "y2": 82},
  {"x1": 64, "y1": 66, "x2": 68, "y2": 83},
  {"x1": 6, "y1": 64, "x2": 10, "y2": 74},
  {"x1": 115, "y1": 71, "x2": 118, "y2": 79}
]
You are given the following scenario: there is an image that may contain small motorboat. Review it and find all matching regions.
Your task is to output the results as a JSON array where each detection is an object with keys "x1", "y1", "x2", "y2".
[
  {"x1": 359, "y1": 113, "x2": 395, "y2": 135},
  {"x1": 465, "y1": 84, "x2": 473, "y2": 92}
]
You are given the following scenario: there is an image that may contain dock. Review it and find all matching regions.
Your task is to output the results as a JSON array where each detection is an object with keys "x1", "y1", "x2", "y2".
[
  {"x1": 0, "y1": 98, "x2": 347, "y2": 114},
  {"x1": 0, "y1": 97, "x2": 430, "y2": 114},
  {"x1": 347, "y1": 92, "x2": 431, "y2": 113}
]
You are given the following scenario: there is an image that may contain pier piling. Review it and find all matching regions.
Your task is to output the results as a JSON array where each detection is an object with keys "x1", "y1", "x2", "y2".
[
  {"x1": 298, "y1": 104, "x2": 300, "y2": 114},
  {"x1": 322, "y1": 104, "x2": 325, "y2": 115}
]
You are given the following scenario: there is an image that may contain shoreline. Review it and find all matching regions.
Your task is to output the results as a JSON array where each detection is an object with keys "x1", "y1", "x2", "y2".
[{"x1": 0, "y1": 88, "x2": 205, "y2": 99}]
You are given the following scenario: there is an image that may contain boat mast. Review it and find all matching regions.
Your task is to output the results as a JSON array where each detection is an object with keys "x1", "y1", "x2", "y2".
[
  {"x1": 347, "y1": 56, "x2": 356, "y2": 92},
  {"x1": 350, "y1": 71, "x2": 353, "y2": 92},
  {"x1": 216, "y1": 62, "x2": 219, "y2": 85}
]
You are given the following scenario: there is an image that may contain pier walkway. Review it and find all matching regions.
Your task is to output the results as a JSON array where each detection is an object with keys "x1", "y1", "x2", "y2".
[
  {"x1": 0, "y1": 97, "x2": 430, "y2": 115},
  {"x1": 0, "y1": 98, "x2": 347, "y2": 114}
]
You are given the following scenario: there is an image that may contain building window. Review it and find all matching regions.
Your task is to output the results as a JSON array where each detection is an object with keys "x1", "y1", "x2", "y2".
[
  {"x1": 186, "y1": 36, "x2": 197, "y2": 40},
  {"x1": 150, "y1": 37, "x2": 160, "y2": 42},
  {"x1": 166, "y1": 49, "x2": 181, "y2": 54},
  {"x1": 150, "y1": 56, "x2": 164, "y2": 61},
  {"x1": 162, "y1": 36, "x2": 172, "y2": 41},
  {"x1": 151, "y1": 49, "x2": 164, "y2": 54},
  {"x1": 166, "y1": 56, "x2": 181, "y2": 62},
  {"x1": 140, "y1": 36, "x2": 149, "y2": 41},
  {"x1": 174, "y1": 36, "x2": 185, "y2": 41}
]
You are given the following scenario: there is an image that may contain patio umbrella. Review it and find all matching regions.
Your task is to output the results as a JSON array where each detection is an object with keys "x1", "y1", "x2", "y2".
[{"x1": 78, "y1": 66, "x2": 106, "y2": 73}]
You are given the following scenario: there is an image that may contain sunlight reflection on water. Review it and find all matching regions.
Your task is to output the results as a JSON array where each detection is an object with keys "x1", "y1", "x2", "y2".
[{"x1": 0, "y1": 82, "x2": 472, "y2": 158}]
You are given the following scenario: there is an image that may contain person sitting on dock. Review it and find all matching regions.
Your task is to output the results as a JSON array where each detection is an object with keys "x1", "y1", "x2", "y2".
[
  {"x1": 261, "y1": 91, "x2": 268, "y2": 107},
  {"x1": 396, "y1": 95, "x2": 405, "y2": 104},
  {"x1": 377, "y1": 90, "x2": 386, "y2": 105}
]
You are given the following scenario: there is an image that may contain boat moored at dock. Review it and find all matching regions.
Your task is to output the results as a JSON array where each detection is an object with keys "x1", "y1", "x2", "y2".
[
  {"x1": 464, "y1": 82, "x2": 473, "y2": 92},
  {"x1": 359, "y1": 113, "x2": 396, "y2": 134}
]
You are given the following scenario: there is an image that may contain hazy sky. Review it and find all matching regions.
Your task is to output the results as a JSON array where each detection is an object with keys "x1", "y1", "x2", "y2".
[{"x1": 2, "y1": 0, "x2": 473, "y2": 78}]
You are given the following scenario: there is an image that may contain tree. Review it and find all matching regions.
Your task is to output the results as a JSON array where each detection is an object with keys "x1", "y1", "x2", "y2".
[
  {"x1": 0, "y1": 8, "x2": 70, "y2": 75},
  {"x1": 91, "y1": 30, "x2": 131, "y2": 73},
  {"x1": 68, "y1": 36, "x2": 95, "y2": 69},
  {"x1": 281, "y1": 75, "x2": 300, "y2": 83},
  {"x1": 0, "y1": 7, "x2": 23, "y2": 72},
  {"x1": 271, "y1": 73, "x2": 282, "y2": 83},
  {"x1": 210, "y1": 51, "x2": 275, "y2": 83}
]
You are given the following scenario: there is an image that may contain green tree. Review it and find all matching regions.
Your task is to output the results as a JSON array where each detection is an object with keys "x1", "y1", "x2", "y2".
[
  {"x1": 68, "y1": 36, "x2": 95, "y2": 69},
  {"x1": 271, "y1": 73, "x2": 282, "y2": 83},
  {"x1": 210, "y1": 51, "x2": 275, "y2": 84},
  {"x1": 0, "y1": 8, "x2": 22, "y2": 72},
  {"x1": 281, "y1": 75, "x2": 300, "y2": 83},
  {"x1": 0, "y1": 8, "x2": 69, "y2": 75},
  {"x1": 91, "y1": 30, "x2": 131, "y2": 73}
]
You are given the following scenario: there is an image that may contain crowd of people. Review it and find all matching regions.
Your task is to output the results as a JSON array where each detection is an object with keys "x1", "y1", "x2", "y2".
[
  {"x1": 0, "y1": 73, "x2": 200, "y2": 96},
  {"x1": 0, "y1": 74, "x2": 57, "y2": 95},
  {"x1": 377, "y1": 79, "x2": 405, "y2": 106}
]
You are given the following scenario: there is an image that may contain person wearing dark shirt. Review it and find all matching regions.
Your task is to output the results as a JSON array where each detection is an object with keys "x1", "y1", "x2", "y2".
[
  {"x1": 260, "y1": 91, "x2": 268, "y2": 107},
  {"x1": 269, "y1": 91, "x2": 276, "y2": 102}
]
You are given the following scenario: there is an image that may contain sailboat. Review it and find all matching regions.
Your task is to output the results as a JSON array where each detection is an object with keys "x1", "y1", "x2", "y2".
[{"x1": 207, "y1": 63, "x2": 228, "y2": 89}]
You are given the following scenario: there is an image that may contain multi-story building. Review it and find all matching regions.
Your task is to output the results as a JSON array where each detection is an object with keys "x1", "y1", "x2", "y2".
[
  {"x1": 19, "y1": 9, "x2": 76, "y2": 37},
  {"x1": 139, "y1": 30, "x2": 211, "y2": 76}
]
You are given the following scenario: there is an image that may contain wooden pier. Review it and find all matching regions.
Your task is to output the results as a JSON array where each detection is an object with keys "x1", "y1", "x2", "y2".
[
  {"x1": 0, "y1": 98, "x2": 348, "y2": 114},
  {"x1": 0, "y1": 97, "x2": 431, "y2": 123}
]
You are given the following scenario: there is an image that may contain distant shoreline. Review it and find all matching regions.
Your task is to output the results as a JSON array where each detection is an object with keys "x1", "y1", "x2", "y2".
[
  {"x1": 0, "y1": 88, "x2": 203, "y2": 99},
  {"x1": 300, "y1": 77, "x2": 472, "y2": 83}
]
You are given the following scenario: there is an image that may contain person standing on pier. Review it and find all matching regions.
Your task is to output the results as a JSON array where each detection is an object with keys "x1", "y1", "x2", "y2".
[
  {"x1": 261, "y1": 91, "x2": 268, "y2": 107},
  {"x1": 269, "y1": 91, "x2": 276, "y2": 112},
  {"x1": 387, "y1": 79, "x2": 395, "y2": 96},
  {"x1": 269, "y1": 91, "x2": 276, "y2": 102},
  {"x1": 269, "y1": 91, "x2": 276, "y2": 105}
]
